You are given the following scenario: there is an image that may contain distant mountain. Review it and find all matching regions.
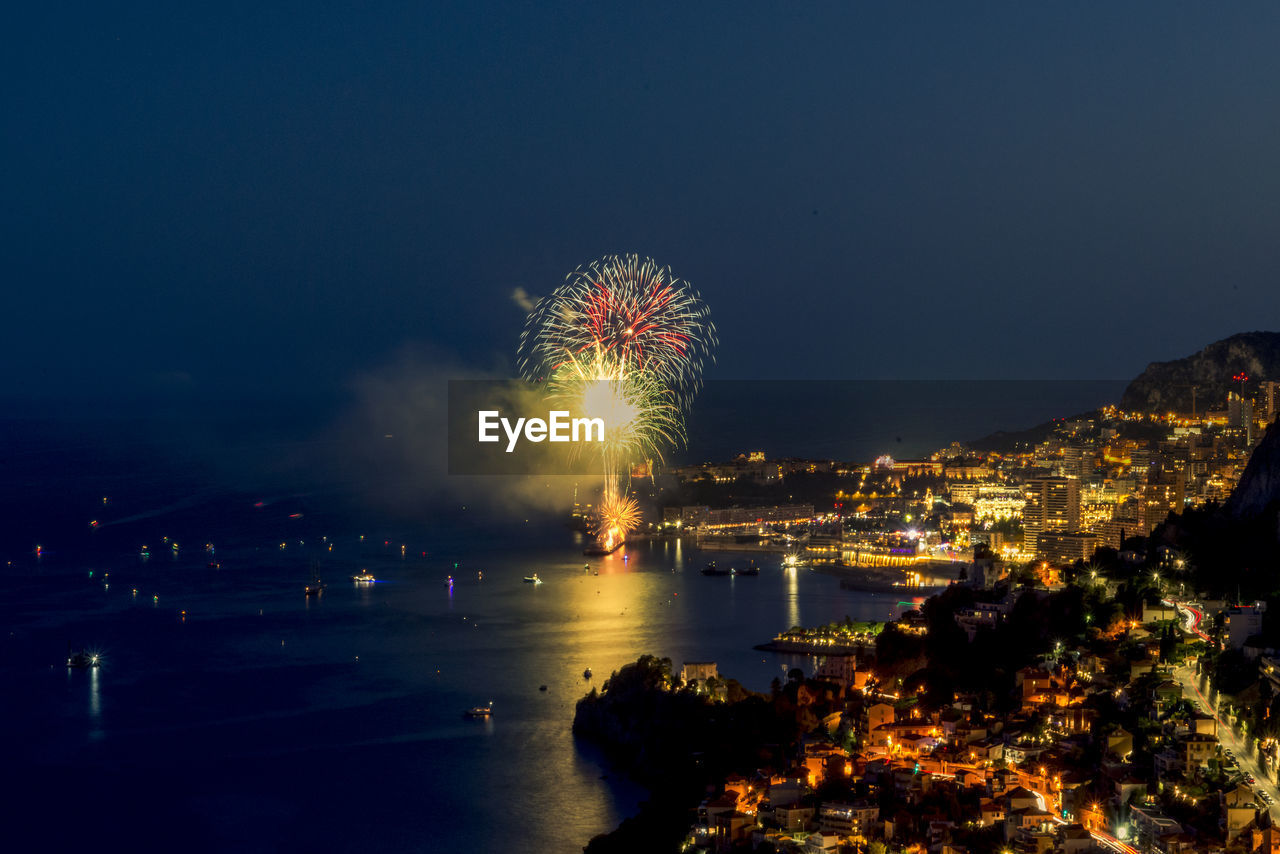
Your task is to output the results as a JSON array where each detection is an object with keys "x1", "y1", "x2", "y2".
[
  {"x1": 967, "y1": 412, "x2": 1094, "y2": 454},
  {"x1": 1120, "y1": 331, "x2": 1280, "y2": 413}
]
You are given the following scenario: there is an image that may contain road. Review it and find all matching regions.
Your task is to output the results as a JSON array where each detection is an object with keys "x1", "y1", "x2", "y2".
[
  {"x1": 1172, "y1": 662, "x2": 1279, "y2": 813},
  {"x1": 1171, "y1": 599, "x2": 1212, "y2": 643},
  {"x1": 1164, "y1": 599, "x2": 1278, "y2": 811}
]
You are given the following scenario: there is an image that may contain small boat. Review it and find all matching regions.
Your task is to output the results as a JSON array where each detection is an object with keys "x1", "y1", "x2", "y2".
[
  {"x1": 66, "y1": 649, "x2": 100, "y2": 669},
  {"x1": 539, "y1": 684, "x2": 548, "y2": 691},
  {"x1": 737, "y1": 560, "x2": 760, "y2": 576},
  {"x1": 523, "y1": 574, "x2": 543, "y2": 584},
  {"x1": 464, "y1": 703, "x2": 493, "y2": 719},
  {"x1": 701, "y1": 561, "x2": 732, "y2": 576},
  {"x1": 305, "y1": 560, "x2": 325, "y2": 596},
  {"x1": 352, "y1": 569, "x2": 376, "y2": 583},
  {"x1": 583, "y1": 668, "x2": 592, "y2": 679}
]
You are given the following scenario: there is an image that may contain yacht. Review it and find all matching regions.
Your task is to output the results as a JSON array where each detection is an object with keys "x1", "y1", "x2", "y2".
[
  {"x1": 352, "y1": 569, "x2": 376, "y2": 583},
  {"x1": 66, "y1": 649, "x2": 100, "y2": 669},
  {"x1": 464, "y1": 702, "x2": 493, "y2": 719},
  {"x1": 306, "y1": 561, "x2": 326, "y2": 596},
  {"x1": 523, "y1": 574, "x2": 543, "y2": 584}
]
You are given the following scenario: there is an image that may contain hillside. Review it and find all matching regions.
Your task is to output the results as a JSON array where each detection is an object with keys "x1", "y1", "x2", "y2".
[{"x1": 1120, "y1": 331, "x2": 1280, "y2": 413}]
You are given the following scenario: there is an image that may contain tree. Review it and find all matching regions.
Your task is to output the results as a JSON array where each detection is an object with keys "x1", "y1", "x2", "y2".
[{"x1": 1159, "y1": 625, "x2": 1177, "y2": 663}]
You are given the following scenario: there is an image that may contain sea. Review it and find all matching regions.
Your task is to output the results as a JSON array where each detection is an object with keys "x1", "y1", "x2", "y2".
[{"x1": 0, "y1": 380, "x2": 1123, "y2": 852}]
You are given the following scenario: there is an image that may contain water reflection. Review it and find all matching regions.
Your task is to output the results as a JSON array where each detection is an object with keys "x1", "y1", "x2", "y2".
[
  {"x1": 88, "y1": 666, "x2": 102, "y2": 740},
  {"x1": 14, "y1": 526, "x2": 908, "y2": 854},
  {"x1": 786, "y1": 566, "x2": 800, "y2": 630}
]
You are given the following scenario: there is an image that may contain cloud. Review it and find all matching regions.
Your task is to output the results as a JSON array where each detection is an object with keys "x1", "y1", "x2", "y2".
[
  {"x1": 510, "y1": 287, "x2": 537, "y2": 313},
  {"x1": 326, "y1": 345, "x2": 600, "y2": 522}
]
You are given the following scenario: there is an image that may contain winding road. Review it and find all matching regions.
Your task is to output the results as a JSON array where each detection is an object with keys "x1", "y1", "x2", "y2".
[{"x1": 1166, "y1": 599, "x2": 1278, "y2": 813}]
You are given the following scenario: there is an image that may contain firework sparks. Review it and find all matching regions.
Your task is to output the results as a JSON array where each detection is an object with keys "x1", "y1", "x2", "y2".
[
  {"x1": 545, "y1": 347, "x2": 684, "y2": 469},
  {"x1": 595, "y1": 492, "x2": 641, "y2": 550},
  {"x1": 518, "y1": 254, "x2": 716, "y2": 407},
  {"x1": 519, "y1": 254, "x2": 715, "y2": 550}
]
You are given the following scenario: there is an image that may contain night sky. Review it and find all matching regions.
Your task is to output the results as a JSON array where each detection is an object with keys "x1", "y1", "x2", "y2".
[{"x1": 7, "y1": 3, "x2": 1280, "y2": 403}]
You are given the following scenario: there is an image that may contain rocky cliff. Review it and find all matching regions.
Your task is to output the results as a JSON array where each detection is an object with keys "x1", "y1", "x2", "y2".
[
  {"x1": 1120, "y1": 331, "x2": 1280, "y2": 413},
  {"x1": 1227, "y1": 417, "x2": 1280, "y2": 522}
]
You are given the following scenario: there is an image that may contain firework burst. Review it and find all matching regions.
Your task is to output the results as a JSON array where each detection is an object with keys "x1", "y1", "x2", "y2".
[
  {"x1": 595, "y1": 492, "x2": 641, "y2": 550},
  {"x1": 518, "y1": 254, "x2": 716, "y2": 407},
  {"x1": 519, "y1": 254, "x2": 715, "y2": 550},
  {"x1": 544, "y1": 346, "x2": 684, "y2": 469}
]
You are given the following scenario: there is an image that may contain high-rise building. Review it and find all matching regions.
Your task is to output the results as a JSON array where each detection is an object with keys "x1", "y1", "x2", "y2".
[
  {"x1": 1095, "y1": 499, "x2": 1140, "y2": 549},
  {"x1": 1037, "y1": 531, "x2": 1099, "y2": 566},
  {"x1": 1140, "y1": 467, "x2": 1186, "y2": 533},
  {"x1": 1227, "y1": 391, "x2": 1255, "y2": 446},
  {"x1": 1061, "y1": 444, "x2": 1093, "y2": 479},
  {"x1": 1024, "y1": 476, "x2": 1080, "y2": 554},
  {"x1": 1129, "y1": 448, "x2": 1154, "y2": 481},
  {"x1": 1261, "y1": 381, "x2": 1280, "y2": 423}
]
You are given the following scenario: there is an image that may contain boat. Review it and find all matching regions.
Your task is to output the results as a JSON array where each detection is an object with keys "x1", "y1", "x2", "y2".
[
  {"x1": 736, "y1": 560, "x2": 761, "y2": 576},
  {"x1": 464, "y1": 703, "x2": 493, "y2": 719},
  {"x1": 583, "y1": 540, "x2": 624, "y2": 556},
  {"x1": 306, "y1": 561, "x2": 326, "y2": 596},
  {"x1": 701, "y1": 561, "x2": 733, "y2": 576},
  {"x1": 352, "y1": 569, "x2": 376, "y2": 583},
  {"x1": 523, "y1": 574, "x2": 543, "y2": 584},
  {"x1": 66, "y1": 649, "x2": 100, "y2": 669},
  {"x1": 583, "y1": 668, "x2": 592, "y2": 679},
  {"x1": 539, "y1": 684, "x2": 548, "y2": 691}
]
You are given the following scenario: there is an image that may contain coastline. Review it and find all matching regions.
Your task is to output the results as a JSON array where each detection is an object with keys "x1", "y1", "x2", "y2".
[
  {"x1": 808, "y1": 561, "x2": 956, "y2": 593},
  {"x1": 753, "y1": 637, "x2": 865, "y2": 656}
]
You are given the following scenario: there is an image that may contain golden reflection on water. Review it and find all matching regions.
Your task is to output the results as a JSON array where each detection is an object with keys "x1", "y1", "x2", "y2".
[
  {"x1": 548, "y1": 545, "x2": 676, "y2": 679},
  {"x1": 786, "y1": 566, "x2": 800, "y2": 630},
  {"x1": 88, "y1": 666, "x2": 103, "y2": 741},
  {"x1": 89, "y1": 667, "x2": 101, "y2": 719}
]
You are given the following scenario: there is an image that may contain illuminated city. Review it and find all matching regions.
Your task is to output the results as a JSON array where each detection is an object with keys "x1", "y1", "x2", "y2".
[{"x1": 10, "y1": 5, "x2": 1280, "y2": 854}]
